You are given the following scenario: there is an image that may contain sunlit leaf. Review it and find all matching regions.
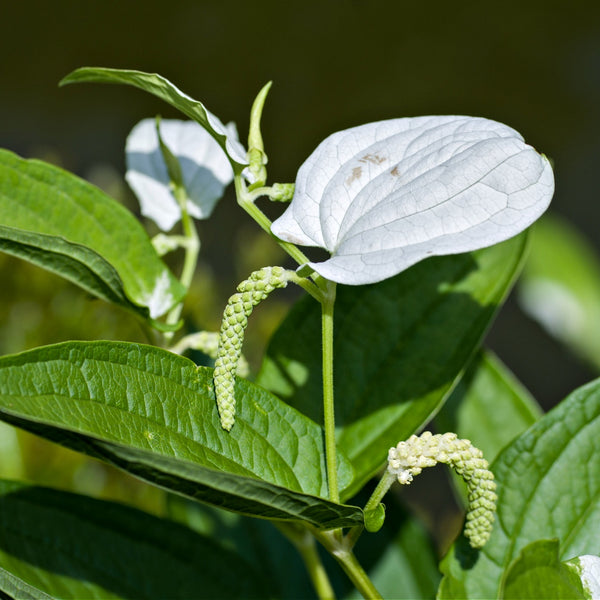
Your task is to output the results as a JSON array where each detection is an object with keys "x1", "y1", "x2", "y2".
[
  {"x1": 0, "y1": 341, "x2": 360, "y2": 529},
  {"x1": 272, "y1": 116, "x2": 553, "y2": 285},
  {"x1": 0, "y1": 149, "x2": 184, "y2": 320},
  {"x1": 439, "y1": 378, "x2": 600, "y2": 599},
  {"x1": 499, "y1": 539, "x2": 588, "y2": 600}
]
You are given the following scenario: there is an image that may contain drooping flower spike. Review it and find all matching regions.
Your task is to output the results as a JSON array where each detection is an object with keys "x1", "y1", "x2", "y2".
[
  {"x1": 388, "y1": 432, "x2": 497, "y2": 548},
  {"x1": 272, "y1": 116, "x2": 554, "y2": 285},
  {"x1": 213, "y1": 267, "x2": 294, "y2": 430}
]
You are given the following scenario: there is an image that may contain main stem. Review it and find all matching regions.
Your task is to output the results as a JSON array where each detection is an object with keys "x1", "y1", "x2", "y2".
[
  {"x1": 277, "y1": 523, "x2": 336, "y2": 600},
  {"x1": 164, "y1": 197, "x2": 200, "y2": 336},
  {"x1": 322, "y1": 280, "x2": 338, "y2": 503}
]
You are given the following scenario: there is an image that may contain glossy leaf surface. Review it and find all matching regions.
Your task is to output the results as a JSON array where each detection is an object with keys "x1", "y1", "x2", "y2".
[
  {"x1": 0, "y1": 149, "x2": 184, "y2": 319},
  {"x1": 0, "y1": 479, "x2": 267, "y2": 599},
  {"x1": 0, "y1": 341, "x2": 360, "y2": 529},
  {"x1": 60, "y1": 68, "x2": 248, "y2": 174},
  {"x1": 272, "y1": 116, "x2": 553, "y2": 285},
  {"x1": 258, "y1": 234, "x2": 528, "y2": 498},
  {"x1": 439, "y1": 378, "x2": 600, "y2": 599}
]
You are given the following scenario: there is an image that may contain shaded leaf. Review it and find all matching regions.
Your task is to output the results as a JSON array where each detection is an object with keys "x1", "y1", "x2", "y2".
[
  {"x1": 0, "y1": 479, "x2": 267, "y2": 599},
  {"x1": 435, "y1": 350, "x2": 541, "y2": 465},
  {"x1": 60, "y1": 68, "x2": 248, "y2": 174},
  {"x1": 168, "y1": 482, "x2": 440, "y2": 600},
  {"x1": 439, "y1": 378, "x2": 600, "y2": 599},
  {"x1": 0, "y1": 149, "x2": 184, "y2": 320},
  {"x1": 0, "y1": 341, "x2": 360, "y2": 529},
  {"x1": 258, "y1": 234, "x2": 528, "y2": 498}
]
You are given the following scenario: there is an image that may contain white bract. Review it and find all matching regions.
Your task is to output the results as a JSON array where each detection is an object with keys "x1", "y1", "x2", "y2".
[
  {"x1": 126, "y1": 118, "x2": 236, "y2": 231},
  {"x1": 271, "y1": 116, "x2": 554, "y2": 285},
  {"x1": 567, "y1": 555, "x2": 600, "y2": 599}
]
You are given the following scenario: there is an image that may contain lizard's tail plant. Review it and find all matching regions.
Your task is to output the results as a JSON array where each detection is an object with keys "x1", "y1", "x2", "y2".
[{"x1": 0, "y1": 67, "x2": 557, "y2": 600}]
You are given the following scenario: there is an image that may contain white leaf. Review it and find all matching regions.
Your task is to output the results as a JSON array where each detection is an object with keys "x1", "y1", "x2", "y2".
[
  {"x1": 125, "y1": 118, "x2": 235, "y2": 231},
  {"x1": 271, "y1": 116, "x2": 554, "y2": 285},
  {"x1": 566, "y1": 555, "x2": 600, "y2": 599}
]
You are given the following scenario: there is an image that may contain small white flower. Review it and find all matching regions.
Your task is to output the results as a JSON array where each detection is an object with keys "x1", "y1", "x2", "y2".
[
  {"x1": 272, "y1": 116, "x2": 554, "y2": 285},
  {"x1": 126, "y1": 118, "x2": 236, "y2": 231}
]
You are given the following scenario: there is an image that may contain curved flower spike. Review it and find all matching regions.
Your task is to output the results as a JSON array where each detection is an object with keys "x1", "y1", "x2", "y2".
[
  {"x1": 388, "y1": 432, "x2": 497, "y2": 548},
  {"x1": 272, "y1": 116, "x2": 554, "y2": 285},
  {"x1": 126, "y1": 118, "x2": 236, "y2": 231},
  {"x1": 213, "y1": 267, "x2": 293, "y2": 430}
]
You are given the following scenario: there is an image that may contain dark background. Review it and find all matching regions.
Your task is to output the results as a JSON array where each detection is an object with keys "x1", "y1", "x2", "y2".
[{"x1": 2, "y1": 0, "x2": 600, "y2": 408}]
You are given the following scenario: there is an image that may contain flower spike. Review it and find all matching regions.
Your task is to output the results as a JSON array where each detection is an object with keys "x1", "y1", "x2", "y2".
[
  {"x1": 388, "y1": 432, "x2": 497, "y2": 548},
  {"x1": 213, "y1": 267, "x2": 293, "y2": 430}
]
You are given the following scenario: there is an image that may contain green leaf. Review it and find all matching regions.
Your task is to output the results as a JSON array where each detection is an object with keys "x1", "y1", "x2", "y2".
[
  {"x1": 499, "y1": 539, "x2": 586, "y2": 600},
  {"x1": 435, "y1": 350, "x2": 541, "y2": 465},
  {"x1": 60, "y1": 67, "x2": 248, "y2": 174},
  {"x1": 439, "y1": 377, "x2": 600, "y2": 599},
  {"x1": 0, "y1": 479, "x2": 268, "y2": 599},
  {"x1": 0, "y1": 149, "x2": 185, "y2": 320},
  {"x1": 0, "y1": 341, "x2": 361, "y2": 529},
  {"x1": 519, "y1": 215, "x2": 600, "y2": 370},
  {"x1": 258, "y1": 234, "x2": 528, "y2": 498}
]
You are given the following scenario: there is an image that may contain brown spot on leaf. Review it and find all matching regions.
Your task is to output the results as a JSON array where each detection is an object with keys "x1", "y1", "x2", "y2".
[
  {"x1": 391, "y1": 166, "x2": 400, "y2": 177},
  {"x1": 359, "y1": 153, "x2": 387, "y2": 165},
  {"x1": 346, "y1": 166, "x2": 363, "y2": 186}
]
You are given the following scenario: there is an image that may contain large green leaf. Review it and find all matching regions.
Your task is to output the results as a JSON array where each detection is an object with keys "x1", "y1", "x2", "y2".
[
  {"x1": 519, "y1": 215, "x2": 600, "y2": 370},
  {"x1": 436, "y1": 350, "x2": 541, "y2": 465},
  {"x1": 0, "y1": 341, "x2": 361, "y2": 529},
  {"x1": 438, "y1": 377, "x2": 600, "y2": 599},
  {"x1": 0, "y1": 479, "x2": 268, "y2": 599},
  {"x1": 0, "y1": 149, "x2": 184, "y2": 321},
  {"x1": 60, "y1": 68, "x2": 248, "y2": 174},
  {"x1": 258, "y1": 234, "x2": 528, "y2": 499}
]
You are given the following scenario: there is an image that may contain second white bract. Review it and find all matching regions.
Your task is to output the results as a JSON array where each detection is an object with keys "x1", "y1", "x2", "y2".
[
  {"x1": 271, "y1": 116, "x2": 554, "y2": 285},
  {"x1": 126, "y1": 119, "x2": 236, "y2": 231}
]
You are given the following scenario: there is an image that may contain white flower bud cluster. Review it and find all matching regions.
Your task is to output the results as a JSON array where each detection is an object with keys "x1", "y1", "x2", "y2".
[
  {"x1": 388, "y1": 431, "x2": 497, "y2": 548},
  {"x1": 213, "y1": 267, "x2": 290, "y2": 431}
]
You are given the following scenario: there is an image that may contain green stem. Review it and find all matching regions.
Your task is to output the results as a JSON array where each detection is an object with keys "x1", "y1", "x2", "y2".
[
  {"x1": 277, "y1": 523, "x2": 336, "y2": 600},
  {"x1": 164, "y1": 190, "x2": 200, "y2": 337},
  {"x1": 234, "y1": 176, "x2": 315, "y2": 269},
  {"x1": 333, "y1": 549, "x2": 382, "y2": 600},
  {"x1": 322, "y1": 280, "x2": 338, "y2": 503},
  {"x1": 315, "y1": 530, "x2": 383, "y2": 600}
]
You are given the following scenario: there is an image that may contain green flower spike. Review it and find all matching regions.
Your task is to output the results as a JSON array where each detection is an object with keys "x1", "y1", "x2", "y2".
[
  {"x1": 213, "y1": 266, "x2": 292, "y2": 431},
  {"x1": 388, "y1": 432, "x2": 497, "y2": 548}
]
